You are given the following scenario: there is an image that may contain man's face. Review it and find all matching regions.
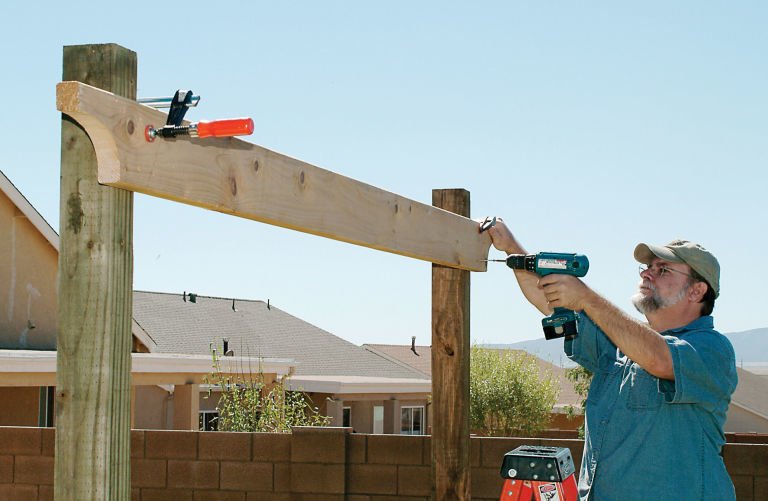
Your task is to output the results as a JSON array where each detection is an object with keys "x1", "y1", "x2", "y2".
[{"x1": 632, "y1": 258, "x2": 693, "y2": 315}]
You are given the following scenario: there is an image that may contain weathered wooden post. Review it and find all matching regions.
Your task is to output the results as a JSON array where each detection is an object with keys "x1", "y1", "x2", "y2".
[
  {"x1": 431, "y1": 188, "x2": 471, "y2": 500},
  {"x1": 56, "y1": 44, "x2": 136, "y2": 500}
]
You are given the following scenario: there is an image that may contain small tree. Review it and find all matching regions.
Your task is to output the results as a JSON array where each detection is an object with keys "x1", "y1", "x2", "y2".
[
  {"x1": 564, "y1": 365, "x2": 592, "y2": 438},
  {"x1": 470, "y1": 345, "x2": 559, "y2": 437},
  {"x1": 204, "y1": 350, "x2": 330, "y2": 432}
]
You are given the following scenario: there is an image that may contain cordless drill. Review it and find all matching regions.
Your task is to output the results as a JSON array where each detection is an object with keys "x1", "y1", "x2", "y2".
[{"x1": 491, "y1": 252, "x2": 590, "y2": 340}]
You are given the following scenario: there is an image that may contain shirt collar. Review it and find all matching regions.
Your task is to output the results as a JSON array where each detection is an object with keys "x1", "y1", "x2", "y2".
[{"x1": 662, "y1": 315, "x2": 714, "y2": 335}]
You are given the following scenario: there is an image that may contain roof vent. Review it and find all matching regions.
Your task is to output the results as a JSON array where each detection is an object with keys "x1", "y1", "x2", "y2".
[
  {"x1": 411, "y1": 336, "x2": 420, "y2": 356},
  {"x1": 223, "y1": 338, "x2": 234, "y2": 356},
  {"x1": 188, "y1": 293, "x2": 197, "y2": 303}
]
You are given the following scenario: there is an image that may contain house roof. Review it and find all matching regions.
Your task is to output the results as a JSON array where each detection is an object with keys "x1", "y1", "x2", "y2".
[
  {"x1": 0, "y1": 169, "x2": 59, "y2": 251},
  {"x1": 733, "y1": 368, "x2": 768, "y2": 419},
  {"x1": 132, "y1": 291, "x2": 429, "y2": 381},
  {"x1": 364, "y1": 344, "x2": 583, "y2": 410},
  {"x1": 364, "y1": 344, "x2": 432, "y2": 377}
]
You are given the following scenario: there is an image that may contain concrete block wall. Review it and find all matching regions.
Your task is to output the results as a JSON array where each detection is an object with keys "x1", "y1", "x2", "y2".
[
  {"x1": 0, "y1": 426, "x2": 765, "y2": 500},
  {"x1": 0, "y1": 427, "x2": 55, "y2": 500},
  {"x1": 724, "y1": 442, "x2": 768, "y2": 500}
]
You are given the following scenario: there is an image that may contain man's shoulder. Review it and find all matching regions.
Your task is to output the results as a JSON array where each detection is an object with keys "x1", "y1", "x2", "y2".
[
  {"x1": 679, "y1": 316, "x2": 727, "y2": 340},
  {"x1": 676, "y1": 317, "x2": 736, "y2": 364},
  {"x1": 690, "y1": 329, "x2": 735, "y2": 355}
]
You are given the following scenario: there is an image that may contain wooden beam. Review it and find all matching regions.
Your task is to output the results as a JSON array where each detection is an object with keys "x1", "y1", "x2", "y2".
[
  {"x1": 56, "y1": 81, "x2": 491, "y2": 271},
  {"x1": 56, "y1": 44, "x2": 135, "y2": 501},
  {"x1": 431, "y1": 189, "x2": 471, "y2": 500}
]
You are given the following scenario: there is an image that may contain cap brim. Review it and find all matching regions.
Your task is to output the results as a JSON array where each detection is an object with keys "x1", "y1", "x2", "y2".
[{"x1": 634, "y1": 243, "x2": 684, "y2": 265}]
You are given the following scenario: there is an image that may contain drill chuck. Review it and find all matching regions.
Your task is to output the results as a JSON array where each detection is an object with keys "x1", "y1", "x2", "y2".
[{"x1": 504, "y1": 254, "x2": 534, "y2": 271}]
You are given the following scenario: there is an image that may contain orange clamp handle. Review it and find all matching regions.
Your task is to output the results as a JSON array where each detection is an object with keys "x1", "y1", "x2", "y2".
[{"x1": 196, "y1": 117, "x2": 254, "y2": 138}]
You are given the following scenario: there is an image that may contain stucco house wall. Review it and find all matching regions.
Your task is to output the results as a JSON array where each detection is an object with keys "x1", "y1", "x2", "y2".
[{"x1": 0, "y1": 189, "x2": 58, "y2": 350}]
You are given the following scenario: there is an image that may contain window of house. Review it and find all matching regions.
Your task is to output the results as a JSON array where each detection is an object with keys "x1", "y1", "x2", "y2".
[
  {"x1": 343, "y1": 407, "x2": 352, "y2": 428},
  {"x1": 199, "y1": 410, "x2": 219, "y2": 431},
  {"x1": 38, "y1": 386, "x2": 55, "y2": 427},
  {"x1": 400, "y1": 406, "x2": 424, "y2": 435},
  {"x1": 373, "y1": 405, "x2": 384, "y2": 434}
]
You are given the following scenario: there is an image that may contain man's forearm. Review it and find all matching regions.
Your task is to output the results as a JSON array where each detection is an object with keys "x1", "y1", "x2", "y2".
[
  {"x1": 487, "y1": 222, "x2": 550, "y2": 315},
  {"x1": 580, "y1": 289, "x2": 675, "y2": 380},
  {"x1": 514, "y1": 270, "x2": 551, "y2": 316}
]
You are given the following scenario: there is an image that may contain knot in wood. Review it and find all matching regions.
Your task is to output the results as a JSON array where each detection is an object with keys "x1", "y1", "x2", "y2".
[{"x1": 66, "y1": 193, "x2": 85, "y2": 234}]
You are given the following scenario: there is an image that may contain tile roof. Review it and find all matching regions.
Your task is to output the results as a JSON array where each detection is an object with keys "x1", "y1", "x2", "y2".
[
  {"x1": 364, "y1": 344, "x2": 432, "y2": 377},
  {"x1": 132, "y1": 291, "x2": 428, "y2": 380}
]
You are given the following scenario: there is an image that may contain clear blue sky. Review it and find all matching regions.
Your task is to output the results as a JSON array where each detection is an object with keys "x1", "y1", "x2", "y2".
[{"x1": 1, "y1": 2, "x2": 765, "y2": 346}]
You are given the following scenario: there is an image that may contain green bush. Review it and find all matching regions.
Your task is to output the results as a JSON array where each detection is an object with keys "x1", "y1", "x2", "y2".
[
  {"x1": 204, "y1": 350, "x2": 330, "y2": 432},
  {"x1": 470, "y1": 345, "x2": 559, "y2": 437}
]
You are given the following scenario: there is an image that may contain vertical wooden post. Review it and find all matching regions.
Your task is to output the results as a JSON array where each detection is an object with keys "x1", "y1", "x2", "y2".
[
  {"x1": 431, "y1": 188, "x2": 471, "y2": 500},
  {"x1": 56, "y1": 44, "x2": 136, "y2": 500}
]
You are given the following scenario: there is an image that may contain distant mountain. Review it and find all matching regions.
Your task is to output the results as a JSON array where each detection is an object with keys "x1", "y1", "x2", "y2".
[
  {"x1": 483, "y1": 339, "x2": 577, "y2": 368},
  {"x1": 725, "y1": 327, "x2": 768, "y2": 365},
  {"x1": 486, "y1": 327, "x2": 768, "y2": 368}
]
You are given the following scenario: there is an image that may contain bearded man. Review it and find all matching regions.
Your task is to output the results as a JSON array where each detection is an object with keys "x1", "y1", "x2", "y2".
[{"x1": 486, "y1": 219, "x2": 737, "y2": 501}]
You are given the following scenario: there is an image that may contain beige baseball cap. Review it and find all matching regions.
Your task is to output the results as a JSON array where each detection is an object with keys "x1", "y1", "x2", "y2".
[{"x1": 634, "y1": 239, "x2": 720, "y2": 298}]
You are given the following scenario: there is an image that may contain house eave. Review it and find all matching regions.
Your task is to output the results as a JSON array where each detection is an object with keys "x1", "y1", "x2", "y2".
[
  {"x1": 287, "y1": 375, "x2": 431, "y2": 395},
  {"x1": 0, "y1": 350, "x2": 296, "y2": 386}
]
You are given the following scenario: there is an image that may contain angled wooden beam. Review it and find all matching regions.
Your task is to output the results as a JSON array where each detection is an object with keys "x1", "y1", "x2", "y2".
[{"x1": 56, "y1": 81, "x2": 491, "y2": 271}]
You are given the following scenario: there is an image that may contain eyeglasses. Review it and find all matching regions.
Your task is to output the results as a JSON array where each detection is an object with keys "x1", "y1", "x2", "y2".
[{"x1": 638, "y1": 263, "x2": 694, "y2": 280}]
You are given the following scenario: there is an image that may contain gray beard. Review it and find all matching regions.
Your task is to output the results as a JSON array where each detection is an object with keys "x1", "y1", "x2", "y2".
[{"x1": 632, "y1": 282, "x2": 688, "y2": 315}]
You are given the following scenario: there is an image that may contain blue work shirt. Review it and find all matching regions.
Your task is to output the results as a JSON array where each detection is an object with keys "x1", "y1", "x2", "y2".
[{"x1": 565, "y1": 314, "x2": 737, "y2": 501}]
